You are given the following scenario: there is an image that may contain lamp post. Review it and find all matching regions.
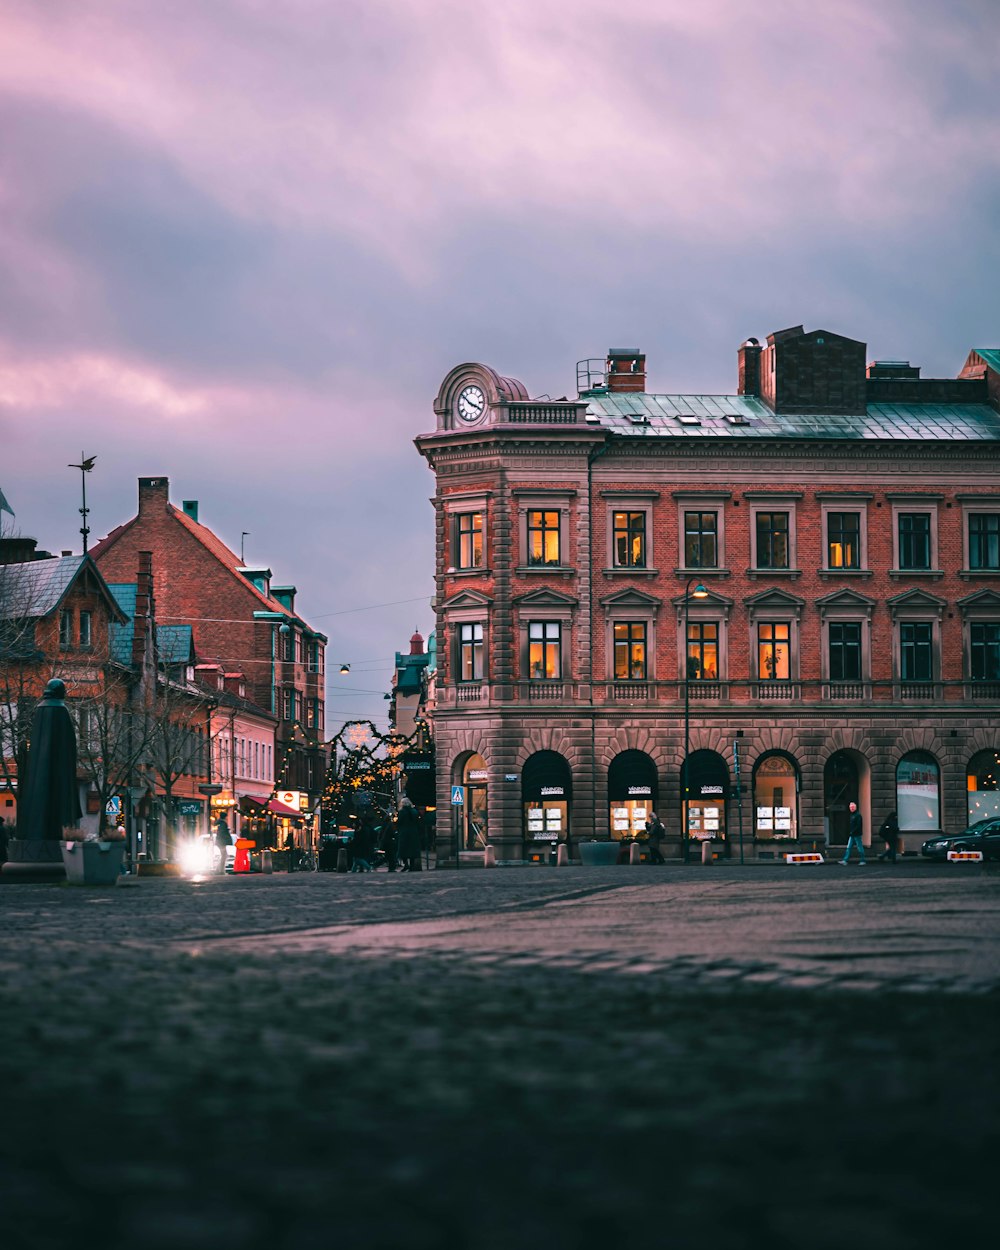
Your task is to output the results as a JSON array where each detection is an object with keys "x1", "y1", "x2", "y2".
[{"x1": 682, "y1": 579, "x2": 709, "y2": 861}]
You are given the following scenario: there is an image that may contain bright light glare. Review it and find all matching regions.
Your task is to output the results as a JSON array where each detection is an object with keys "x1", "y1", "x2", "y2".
[{"x1": 179, "y1": 839, "x2": 215, "y2": 876}]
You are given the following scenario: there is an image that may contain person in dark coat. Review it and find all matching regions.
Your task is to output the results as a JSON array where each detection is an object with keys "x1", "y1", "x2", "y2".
[
  {"x1": 839, "y1": 801, "x2": 867, "y2": 866},
  {"x1": 352, "y1": 813, "x2": 375, "y2": 872},
  {"x1": 214, "y1": 816, "x2": 232, "y2": 873},
  {"x1": 877, "y1": 809, "x2": 900, "y2": 862},
  {"x1": 396, "y1": 797, "x2": 422, "y2": 871},
  {"x1": 645, "y1": 811, "x2": 666, "y2": 864},
  {"x1": 378, "y1": 812, "x2": 397, "y2": 871}
]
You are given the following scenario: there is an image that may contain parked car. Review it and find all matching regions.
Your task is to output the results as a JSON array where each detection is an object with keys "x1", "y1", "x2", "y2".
[{"x1": 921, "y1": 818, "x2": 1000, "y2": 861}]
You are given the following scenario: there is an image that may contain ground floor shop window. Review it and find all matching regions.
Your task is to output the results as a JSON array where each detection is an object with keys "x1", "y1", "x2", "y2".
[
  {"x1": 682, "y1": 749, "x2": 728, "y2": 844},
  {"x1": 967, "y1": 750, "x2": 1000, "y2": 825},
  {"x1": 608, "y1": 749, "x2": 658, "y2": 841},
  {"x1": 522, "y1": 750, "x2": 572, "y2": 855},
  {"x1": 896, "y1": 751, "x2": 940, "y2": 832},
  {"x1": 824, "y1": 751, "x2": 858, "y2": 845},
  {"x1": 753, "y1": 753, "x2": 799, "y2": 840}
]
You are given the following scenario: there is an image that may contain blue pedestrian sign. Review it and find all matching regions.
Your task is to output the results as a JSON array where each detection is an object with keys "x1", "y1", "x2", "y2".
[
  {"x1": 451, "y1": 785, "x2": 465, "y2": 806},
  {"x1": 105, "y1": 795, "x2": 122, "y2": 817}
]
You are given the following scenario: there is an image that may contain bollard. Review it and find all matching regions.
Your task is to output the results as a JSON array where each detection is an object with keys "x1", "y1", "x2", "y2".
[
  {"x1": 701, "y1": 839, "x2": 713, "y2": 865},
  {"x1": 629, "y1": 841, "x2": 641, "y2": 865},
  {"x1": 261, "y1": 849, "x2": 273, "y2": 874},
  {"x1": 556, "y1": 843, "x2": 569, "y2": 867},
  {"x1": 484, "y1": 844, "x2": 497, "y2": 867},
  {"x1": 336, "y1": 846, "x2": 349, "y2": 873}
]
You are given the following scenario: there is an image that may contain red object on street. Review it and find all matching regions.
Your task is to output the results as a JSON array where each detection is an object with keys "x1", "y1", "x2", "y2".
[{"x1": 234, "y1": 840, "x2": 253, "y2": 873}]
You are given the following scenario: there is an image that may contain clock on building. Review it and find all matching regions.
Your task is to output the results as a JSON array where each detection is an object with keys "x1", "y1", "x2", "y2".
[{"x1": 456, "y1": 384, "x2": 486, "y2": 423}]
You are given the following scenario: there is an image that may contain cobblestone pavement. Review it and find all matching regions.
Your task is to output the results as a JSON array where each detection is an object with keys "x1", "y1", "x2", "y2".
[{"x1": 2, "y1": 863, "x2": 997, "y2": 1250}]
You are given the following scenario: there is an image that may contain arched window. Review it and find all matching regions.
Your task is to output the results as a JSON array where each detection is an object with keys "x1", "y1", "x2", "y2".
[
  {"x1": 608, "y1": 750, "x2": 658, "y2": 841},
  {"x1": 967, "y1": 749, "x2": 1000, "y2": 825},
  {"x1": 753, "y1": 752, "x2": 800, "y2": 841},
  {"x1": 896, "y1": 751, "x2": 940, "y2": 832}
]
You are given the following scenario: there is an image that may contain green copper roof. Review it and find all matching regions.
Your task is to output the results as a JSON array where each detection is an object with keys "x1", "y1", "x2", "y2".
[
  {"x1": 972, "y1": 348, "x2": 1000, "y2": 374},
  {"x1": 583, "y1": 393, "x2": 1000, "y2": 441}
]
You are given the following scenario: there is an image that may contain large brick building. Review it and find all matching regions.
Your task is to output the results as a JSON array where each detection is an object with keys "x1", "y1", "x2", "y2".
[
  {"x1": 93, "y1": 478, "x2": 327, "y2": 834},
  {"x1": 416, "y1": 328, "x2": 1000, "y2": 864}
]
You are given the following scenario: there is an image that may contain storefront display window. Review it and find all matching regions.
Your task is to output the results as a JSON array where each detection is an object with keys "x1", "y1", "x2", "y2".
[
  {"x1": 753, "y1": 753, "x2": 799, "y2": 840},
  {"x1": 522, "y1": 751, "x2": 572, "y2": 853},
  {"x1": 896, "y1": 751, "x2": 940, "y2": 831},
  {"x1": 967, "y1": 750, "x2": 1000, "y2": 824},
  {"x1": 682, "y1": 750, "x2": 728, "y2": 843},
  {"x1": 608, "y1": 750, "x2": 658, "y2": 842}
]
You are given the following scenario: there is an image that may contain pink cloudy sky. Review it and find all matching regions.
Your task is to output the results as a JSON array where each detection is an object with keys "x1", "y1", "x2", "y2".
[{"x1": 1, "y1": 0, "x2": 998, "y2": 731}]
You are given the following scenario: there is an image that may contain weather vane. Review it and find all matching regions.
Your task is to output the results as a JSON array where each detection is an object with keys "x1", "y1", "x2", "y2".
[{"x1": 68, "y1": 454, "x2": 97, "y2": 554}]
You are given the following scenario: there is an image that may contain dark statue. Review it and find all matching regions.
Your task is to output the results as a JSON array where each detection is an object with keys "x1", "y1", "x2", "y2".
[{"x1": 16, "y1": 678, "x2": 82, "y2": 844}]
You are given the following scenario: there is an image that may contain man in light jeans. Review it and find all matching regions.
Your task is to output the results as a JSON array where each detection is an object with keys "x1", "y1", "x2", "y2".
[{"x1": 839, "y1": 801, "x2": 867, "y2": 865}]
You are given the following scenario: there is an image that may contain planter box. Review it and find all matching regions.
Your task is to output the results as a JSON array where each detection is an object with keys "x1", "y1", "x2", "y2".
[
  {"x1": 60, "y1": 840, "x2": 125, "y2": 886},
  {"x1": 579, "y1": 841, "x2": 622, "y2": 866}
]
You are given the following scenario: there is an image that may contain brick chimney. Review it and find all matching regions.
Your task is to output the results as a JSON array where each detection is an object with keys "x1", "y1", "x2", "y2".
[
  {"x1": 738, "y1": 338, "x2": 762, "y2": 396},
  {"x1": 132, "y1": 551, "x2": 154, "y2": 670},
  {"x1": 182, "y1": 500, "x2": 199, "y2": 522},
  {"x1": 138, "y1": 477, "x2": 170, "y2": 516},
  {"x1": 606, "y1": 348, "x2": 646, "y2": 394}
]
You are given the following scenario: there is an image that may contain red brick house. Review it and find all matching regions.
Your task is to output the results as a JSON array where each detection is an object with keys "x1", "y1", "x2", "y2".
[
  {"x1": 92, "y1": 478, "x2": 327, "y2": 830},
  {"x1": 416, "y1": 329, "x2": 1000, "y2": 863}
]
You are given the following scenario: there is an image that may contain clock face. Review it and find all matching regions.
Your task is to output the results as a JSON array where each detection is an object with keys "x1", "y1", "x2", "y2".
[{"x1": 456, "y1": 384, "x2": 486, "y2": 423}]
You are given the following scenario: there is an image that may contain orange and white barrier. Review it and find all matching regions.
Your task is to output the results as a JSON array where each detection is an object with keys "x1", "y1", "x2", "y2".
[
  {"x1": 947, "y1": 850, "x2": 983, "y2": 862},
  {"x1": 786, "y1": 853, "x2": 824, "y2": 864}
]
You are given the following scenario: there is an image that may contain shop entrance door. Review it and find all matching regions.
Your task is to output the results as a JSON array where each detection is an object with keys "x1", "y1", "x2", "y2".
[
  {"x1": 466, "y1": 785, "x2": 488, "y2": 850},
  {"x1": 824, "y1": 752, "x2": 858, "y2": 846}
]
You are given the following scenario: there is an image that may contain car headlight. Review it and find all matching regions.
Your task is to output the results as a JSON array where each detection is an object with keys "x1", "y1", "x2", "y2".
[{"x1": 924, "y1": 840, "x2": 946, "y2": 850}]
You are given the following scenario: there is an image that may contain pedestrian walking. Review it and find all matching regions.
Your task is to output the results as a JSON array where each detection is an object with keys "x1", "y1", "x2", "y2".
[
  {"x1": 351, "y1": 814, "x2": 375, "y2": 872},
  {"x1": 877, "y1": 809, "x2": 900, "y2": 862},
  {"x1": 396, "y1": 796, "x2": 423, "y2": 871},
  {"x1": 645, "y1": 811, "x2": 666, "y2": 864},
  {"x1": 214, "y1": 816, "x2": 232, "y2": 873},
  {"x1": 379, "y1": 813, "x2": 397, "y2": 872},
  {"x1": 839, "y1": 801, "x2": 867, "y2": 865}
]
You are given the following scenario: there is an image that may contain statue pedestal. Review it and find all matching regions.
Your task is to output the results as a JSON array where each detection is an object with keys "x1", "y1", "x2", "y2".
[{"x1": 1, "y1": 838, "x2": 67, "y2": 881}]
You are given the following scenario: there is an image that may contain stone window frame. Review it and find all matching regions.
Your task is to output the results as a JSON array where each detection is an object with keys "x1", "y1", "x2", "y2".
[
  {"x1": 957, "y1": 590, "x2": 1000, "y2": 690},
  {"x1": 601, "y1": 490, "x2": 659, "y2": 577},
  {"x1": 457, "y1": 622, "x2": 484, "y2": 682},
  {"x1": 745, "y1": 591, "x2": 805, "y2": 687},
  {"x1": 887, "y1": 494, "x2": 942, "y2": 577},
  {"x1": 442, "y1": 490, "x2": 492, "y2": 576},
  {"x1": 514, "y1": 594, "x2": 576, "y2": 683},
  {"x1": 888, "y1": 591, "x2": 945, "y2": 694},
  {"x1": 817, "y1": 591, "x2": 874, "y2": 696},
  {"x1": 601, "y1": 590, "x2": 661, "y2": 683},
  {"x1": 745, "y1": 493, "x2": 802, "y2": 577},
  {"x1": 958, "y1": 495, "x2": 1000, "y2": 576},
  {"x1": 513, "y1": 489, "x2": 576, "y2": 574},
  {"x1": 673, "y1": 491, "x2": 731, "y2": 578},
  {"x1": 527, "y1": 620, "x2": 563, "y2": 680},
  {"x1": 818, "y1": 493, "x2": 872, "y2": 578},
  {"x1": 59, "y1": 609, "x2": 72, "y2": 649},
  {"x1": 442, "y1": 591, "x2": 492, "y2": 688},
  {"x1": 673, "y1": 589, "x2": 733, "y2": 686},
  {"x1": 612, "y1": 620, "x2": 649, "y2": 681}
]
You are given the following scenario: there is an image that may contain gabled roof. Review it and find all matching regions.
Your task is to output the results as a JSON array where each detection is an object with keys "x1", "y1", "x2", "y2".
[
  {"x1": 971, "y1": 349, "x2": 1000, "y2": 373},
  {"x1": 0, "y1": 556, "x2": 125, "y2": 622}
]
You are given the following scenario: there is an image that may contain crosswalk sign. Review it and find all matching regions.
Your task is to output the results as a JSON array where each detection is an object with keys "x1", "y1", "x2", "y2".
[{"x1": 451, "y1": 786, "x2": 465, "y2": 805}]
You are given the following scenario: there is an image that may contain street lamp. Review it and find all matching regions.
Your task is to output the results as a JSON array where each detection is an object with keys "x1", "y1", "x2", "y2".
[{"x1": 683, "y1": 579, "x2": 709, "y2": 861}]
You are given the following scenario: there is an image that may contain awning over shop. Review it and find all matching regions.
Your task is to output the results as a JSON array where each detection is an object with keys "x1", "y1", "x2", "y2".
[
  {"x1": 239, "y1": 795, "x2": 266, "y2": 812},
  {"x1": 521, "y1": 750, "x2": 572, "y2": 802},
  {"x1": 267, "y1": 798, "x2": 301, "y2": 817},
  {"x1": 608, "y1": 750, "x2": 658, "y2": 803}
]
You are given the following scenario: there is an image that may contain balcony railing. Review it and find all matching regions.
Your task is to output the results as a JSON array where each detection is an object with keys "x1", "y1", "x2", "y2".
[
  {"x1": 898, "y1": 681, "x2": 938, "y2": 701},
  {"x1": 456, "y1": 683, "x2": 484, "y2": 704},
  {"x1": 688, "y1": 681, "x2": 724, "y2": 701},
  {"x1": 754, "y1": 681, "x2": 800, "y2": 701},
  {"x1": 823, "y1": 681, "x2": 869, "y2": 701},
  {"x1": 611, "y1": 681, "x2": 651, "y2": 702},
  {"x1": 523, "y1": 681, "x2": 566, "y2": 702},
  {"x1": 968, "y1": 680, "x2": 1000, "y2": 701}
]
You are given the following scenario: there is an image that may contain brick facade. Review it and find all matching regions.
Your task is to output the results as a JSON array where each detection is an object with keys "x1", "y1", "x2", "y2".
[{"x1": 417, "y1": 329, "x2": 1000, "y2": 864}]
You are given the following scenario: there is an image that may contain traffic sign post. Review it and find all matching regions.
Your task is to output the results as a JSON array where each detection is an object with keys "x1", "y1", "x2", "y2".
[{"x1": 451, "y1": 786, "x2": 464, "y2": 805}]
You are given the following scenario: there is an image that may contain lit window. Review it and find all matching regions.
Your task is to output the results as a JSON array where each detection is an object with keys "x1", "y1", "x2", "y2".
[
  {"x1": 527, "y1": 511, "x2": 561, "y2": 566},
  {"x1": 614, "y1": 622, "x2": 647, "y2": 680},
  {"x1": 528, "y1": 622, "x2": 561, "y2": 679},
  {"x1": 758, "y1": 622, "x2": 790, "y2": 680},
  {"x1": 613, "y1": 512, "x2": 646, "y2": 568},
  {"x1": 686, "y1": 621, "x2": 718, "y2": 680},
  {"x1": 458, "y1": 623, "x2": 483, "y2": 681},
  {"x1": 456, "y1": 513, "x2": 483, "y2": 570},
  {"x1": 827, "y1": 512, "x2": 860, "y2": 569}
]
